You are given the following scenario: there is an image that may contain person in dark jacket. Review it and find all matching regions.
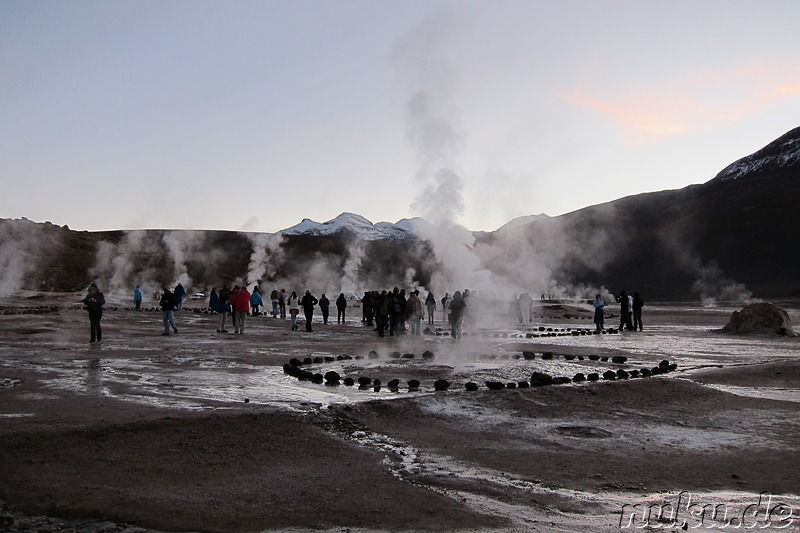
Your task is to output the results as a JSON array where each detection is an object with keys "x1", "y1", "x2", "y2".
[
  {"x1": 448, "y1": 291, "x2": 466, "y2": 339},
  {"x1": 632, "y1": 292, "x2": 644, "y2": 331},
  {"x1": 160, "y1": 287, "x2": 178, "y2": 335},
  {"x1": 362, "y1": 291, "x2": 373, "y2": 326},
  {"x1": 173, "y1": 283, "x2": 186, "y2": 311},
  {"x1": 300, "y1": 290, "x2": 318, "y2": 331},
  {"x1": 208, "y1": 287, "x2": 218, "y2": 314},
  {"x1": 336, "y1": 293, "x2": 347, "y2": 324},
  {"x1": 617, "y1": 290, "x2": 631, "y2": 331},
  {"x1": 81, "y1": 283, "x2": 105, "y2": 342},
  {"x1": 425, "y1": 291, "x2": 436, "y2": 324},
  {"x1": 216, "y1": 285, "x2": 230, "y2": 332},
  {"x1": 319, "y1": 294, "x2": 330, "y2": 324}
]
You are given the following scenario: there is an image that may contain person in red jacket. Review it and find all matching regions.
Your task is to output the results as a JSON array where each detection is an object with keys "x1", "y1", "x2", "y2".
[{"x1": 231, "y1": 285, "x2": 251, "y2": 334}]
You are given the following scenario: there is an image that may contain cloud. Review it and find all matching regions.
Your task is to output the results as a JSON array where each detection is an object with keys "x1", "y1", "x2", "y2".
[{"x1": 563, "y1": 62, "x2": 800, "y2": 144}]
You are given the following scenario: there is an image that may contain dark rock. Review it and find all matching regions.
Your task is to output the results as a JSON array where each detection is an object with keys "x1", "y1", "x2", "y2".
[
  {"x1": 465, "y1": 382, "x2": 479, "y2": 391},
  {"x1": 659, "y1": 359, "x2": 670, "y2": 369},
  {"x1": 522, "y1": 351, "x2": 536, "y2": 360},
  {"x1": 552, "y1": 376, "x2": 571, "y2": 384},
  {"x1": 588, "y1": 355, "x2": 600, "y2": 361},
  {"x1": 422, "y1": 350, "x2": 435, "y2": 360},
  {"x1": 343, "y1": 377, "x2": 355, "y2": 386},
  {"x1": 564, "y1": 354, "x2": 576, "y2": 360},
  {"x1": 611, "y1": 355, "x2": 628, "y2": 364},
  {"x1": 324, "y1": 371, "x2": 341, "y2": 384},
  {"x1": 518, "y1": 381, "x2": 530, "y2": 388},
  {"x1": 401, "y1": 353, "x2": 415, "y2": 359},
  {"x1": 587, "y1": 373, "x2": 600, "y2": 381},
  {"x1": 389, "y1": 351, "x2": 401, "y2": 359},
  {"x1": 541, "y1": 352, "x2": 554, "y2": 360},
  {"x1": 311, "y1": 373, "x2": 324, "y2": 384},
  {"x1": 506, "y1": 382, "x2": 517, "y2": 389},
  {"x1": 616, "y1": 369, "x2": 629, "y2": 379},
  {"x1": 602, "y1": 370, "x2": 617, "y2": 380},
  {"x1": 303, "y1": 357, "x2": 313, "y2": 365},
  {"x1": 530, "y1": 372, "x2": 553, "y2": 386},
  {"x1": 368, "y1": 350, "x2": 379, "y2": 359},
  {"x1": 408, "y1": 379, "x2": 421, "y2": 390},
  {"x1": 357, "y1": 376, "x2": 372, "y2": 386},
  {"x1": 485, "y1": 381, "x2": 505, "y2": 390},
  {"x1": 433, "y1": 379, "x2": 450, "y2": 391},
  {"x1": 289, "y1": 358, "x2": 302, "y2": 367},
  {"x1": 573, "y1": 373, "x2": 586, "y2": 382},
  {"x1": 721, "y1": 302, "x2": 797, "y2": 336},
  {"x1": 387, "y1": 378, "x2": 400, "y2": 388}
]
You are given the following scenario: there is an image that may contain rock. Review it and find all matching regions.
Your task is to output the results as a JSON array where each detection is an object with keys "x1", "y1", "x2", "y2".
[
  {"x1": 389, "y1": 351, "x2": 401, "y2": 359},
  {"x1": 303, "y1": 357, "x2": 313, "y2": 365},
  {"x1": 506, "y1": 382, "x2": 517, "y2": 389},
  {"x1": 368, "y1": 350, "x2": 379, "y2": 359},
  {"x1": 311, "y1": 373, "x2": 324, "y2": 384},
  {"x1": 587, "y1": 373, "x2": 600, "y2": 381},
  {"x1": 563, "y1": 354, "x2": 576, "y2": 360},
  {"x1": 408, "y1": 379, "x2": 421, "y2": 390},
  {"x1": 373, "y1": 378, "x2": 381, "y2": 386},
  {"x1": 517, "y1": 381, "x2": 530, "y2": 388},
  {"x1": 289, "y1": 358, "x2": 302, "y2": 367},
  {"x1": 387, "y1": 378, "x2": 400, "y2": 388},
  {"x1": 401, "y1": 353, "x2": 415, "y2": 359},
  {"x1": 522, "y1": 351, "x2": 536, "y2": 360},
  {"x1": 602, "y1": 370, "x2": 617, "y2": 380},
  {"x1": 530, "y1": 372, "x2": 553, "y2": 386},
  {"x1": 485, "y1": 381, "x2": 505, "y2": 390},
  {"x1": 721, "y1": 302, "x2": 797, "y2": 336},
  {"x1": 313, "y1": 357, "x2": 324, "y2": 364},
  {"x1": 573, "y1": 373, "x2": 586, "y2": 382},
  {"x1": 552, "y1": 376, "x2": 571, "y2": 384},
  {"x1": 357, "y1": 376, "x2": 372, "y2": 386},
  {"x1": 433, "y1": 379, "x2": 450, "y2": 391},
  {"x1": 616, "y1": 369, "x2": 629, "y2": 379},
  {"x1": 588, "y1": 355, "x2": 600, "y2": 361},
  {"x1": 324, "y1": 371, "x2": 340, "y2": 384},
  {"x1": 659, "y1": 360, "x2": 670, "y2": 369},
  {"x1": 541, "y1": 352, "x2": 554, "y2": 360},
  {"x1": 343, "y1": 377, "x2": 355, "y2": 386},
  {"x1": 422, "y1": 350, "x2": 435, "y2": 360},
  {"x1": 465, "y1": 382, "x2": 479, "y2": 391},
  {"x1": 611, "y1": 355, "x2": 628, "y2": 364}
]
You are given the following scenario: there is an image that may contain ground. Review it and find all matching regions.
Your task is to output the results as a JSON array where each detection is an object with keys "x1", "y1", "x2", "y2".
[{"x1": 0, "y1": 294, "x2": 798, "y2": 532}]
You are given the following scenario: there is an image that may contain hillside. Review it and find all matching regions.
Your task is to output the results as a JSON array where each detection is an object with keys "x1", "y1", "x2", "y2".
[{"x1": 2, "y1": 127, "x2": 799, "y2": 301}]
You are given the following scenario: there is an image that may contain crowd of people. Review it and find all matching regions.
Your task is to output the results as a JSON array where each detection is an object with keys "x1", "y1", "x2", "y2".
[{"x1": 77, "y1": 282, "x2": 645, "y2": 342}]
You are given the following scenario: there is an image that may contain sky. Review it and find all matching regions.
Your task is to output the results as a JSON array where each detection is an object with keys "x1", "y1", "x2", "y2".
[{"x1": 2, "y1": 0, "x2": 799, "y2": 234}]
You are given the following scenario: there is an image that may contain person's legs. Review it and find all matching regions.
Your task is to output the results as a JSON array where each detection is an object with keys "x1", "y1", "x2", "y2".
[
  {"x1": 162, "y1": 311, "x2": 170, "y2": 334},
  {"x1": 305, "y1": 311, "x2": 313, "y2": 331}
]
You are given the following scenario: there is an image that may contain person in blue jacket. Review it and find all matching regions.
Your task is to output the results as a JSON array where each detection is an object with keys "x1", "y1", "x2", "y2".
[
  {"x1": 133, "y1": 285, "x2": 143, "y2": 310},
  {"x1": 250, "y1": 286, "x2": 263, "y2": 316}
]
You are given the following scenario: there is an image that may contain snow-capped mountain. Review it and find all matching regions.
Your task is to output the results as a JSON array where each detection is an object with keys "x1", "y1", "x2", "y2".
[
  {"x1": 710, "y1": 126, "x2": 800, "y2": 184},
  {"x1": 280, "y1": 212, "x2": 413, "y2": 240}
]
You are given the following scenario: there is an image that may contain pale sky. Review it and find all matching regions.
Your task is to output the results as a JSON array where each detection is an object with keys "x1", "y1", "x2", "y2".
[{"x1": 2, "y1": 0, "x2": 799, "y2": 233}]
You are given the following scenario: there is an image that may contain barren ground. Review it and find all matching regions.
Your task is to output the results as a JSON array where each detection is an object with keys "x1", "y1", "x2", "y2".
[{"x1": 0, "y1": 294, "x2": 798, "y2": 532}]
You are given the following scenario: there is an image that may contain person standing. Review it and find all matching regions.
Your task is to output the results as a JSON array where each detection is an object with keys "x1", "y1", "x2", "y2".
[
  {"x1": 270, "y1": 288, "x2": 279, "y2": 317},
  {"x1": 301, "y1": 290, "x2": 318, "y2": 332},
  {"x1": 632, "y1": 292, "x2": 644, "y2": 331},
  {"x1": 617, "y1": 291, "x2": 632, "y2": 331},
  {"x1": 82, "y1": 283, "x2": 105, "y2": 343},
  {"x1": 133, "y1": 285, "x2": 143, "y2": 311},
  {"x1": 279, "y1": 289, "x2": 287, "y2": 319},
  {"x1": 425, "y1": 291, "x2": 436, "y2": 325},
  {"x1": 376, "y1": 290, "x2": 388, "y2": 337},
  {"x1": 593, "y1": 293, "x2": 605, "y2": 333},
  {"x1": 173, "y1": 283, "x2": 185, "y2": 311},
  {"x1": 362, "y1": 291, "x2": 373, "y2": 327},
  {"x1": 319, "y1": 293, "x2": 330, "y2": 324},
  {"x1": 336, "y1": 293, "x2": 347, "y2": 324},
  {"x1": 448, "y1": 291, "x2": 466, "y2": 339},
  {"x1": 288, "y1": 291, "x2": 300, "y2": 330},
  {"x1": 250, "y1": 285, "x2": 263, "y2": 316},
  {"x1": 232, "y1": 285, "x2": 251, "y2": 334},
  {"x1": 406, "y1": 290, "x2": 423, "y2": 335},
  {"x1": 216, "y1": 285, "x2": 230, "y2": 332},
  {"x1": 160, "y1": 287, "x2": 178, "y2": 336},
  {"x1": 441, "y1": 293, "x2": 451, "y2": 324},
  {"x1": 208, "y1": 287, "x2": 218, "y2": 314}
]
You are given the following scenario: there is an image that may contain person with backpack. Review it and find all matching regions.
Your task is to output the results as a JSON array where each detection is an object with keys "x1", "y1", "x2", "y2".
[{"x1": 81, "y1": 283, "x2": 106, "y2": 342}]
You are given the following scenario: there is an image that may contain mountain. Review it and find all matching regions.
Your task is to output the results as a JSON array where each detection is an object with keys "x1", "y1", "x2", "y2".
[
  {"x1": 2, "y1": 127, "x2": 799, "y2": 301},
  {"x1": 474, "y1": 126, "x2": 800, "y2": 300},
  {"x1": 281, "y1": 213, "x2": 413, "y2": 241}
]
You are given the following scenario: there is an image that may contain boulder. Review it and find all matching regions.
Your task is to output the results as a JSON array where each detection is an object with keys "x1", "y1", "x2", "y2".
[
  {"x1": 721, "y1": 302, "x2": 796, "y2": 336},
  {"x1": 408, "y1": 379, "x2": 421, "y2": 390},
  {"x1": 465, "y1": 382, "x2": 479, "y2": 391},
  {"x1": 434, "y1": 379, "x2": 450, "y2": 391},
  {"x1": 324, "y1": 371, "x2": 341, "y2": 384},
  {"x1": 611, "y1": 355, "x2": 628, "y2": 364},
  {"x1": 530, "y1": 372, "x2": 554, "y2": 386},
  {"x1": 485, "y1": 381, "x2": 505, "y2": 390}
]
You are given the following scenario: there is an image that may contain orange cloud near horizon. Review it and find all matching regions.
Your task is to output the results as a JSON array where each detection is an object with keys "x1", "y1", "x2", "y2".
[{"x1": 563, "y1": 63, "x2": 800, "y2": 145}]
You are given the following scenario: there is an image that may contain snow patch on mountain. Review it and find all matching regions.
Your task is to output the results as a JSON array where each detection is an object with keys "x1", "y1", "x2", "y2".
[
  {"x1": 280, "y1": 213, "x2": 413, "y2": 240},
  {"x1": 711, "y1": 126, "x2": 800, "y2": 183}
]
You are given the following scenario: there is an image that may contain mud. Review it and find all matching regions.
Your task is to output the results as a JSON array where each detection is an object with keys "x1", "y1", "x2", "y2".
[{"x1": 0, "y1": 294, "x2": 799, "y2": 532}]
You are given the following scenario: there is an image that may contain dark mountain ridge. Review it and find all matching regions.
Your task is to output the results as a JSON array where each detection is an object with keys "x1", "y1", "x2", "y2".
[{"x1": 2, "y1": 127, "x2": 798, "y2": 301}]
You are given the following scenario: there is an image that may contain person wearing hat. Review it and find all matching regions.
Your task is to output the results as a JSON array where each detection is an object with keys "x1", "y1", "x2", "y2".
[{"x1": 81, "y1": 283, "x2": 106, "y2": 343}]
